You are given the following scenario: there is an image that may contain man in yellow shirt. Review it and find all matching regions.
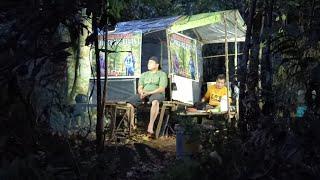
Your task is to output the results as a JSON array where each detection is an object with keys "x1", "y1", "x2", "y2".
[{"x1": 201, "y1": 74, "x2": 228, "y2": 108}]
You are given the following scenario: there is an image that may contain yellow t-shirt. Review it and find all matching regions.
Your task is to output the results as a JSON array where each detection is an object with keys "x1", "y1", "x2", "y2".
[{"x1": 204, "y1": 85, "x2": 227, "y2": 106}]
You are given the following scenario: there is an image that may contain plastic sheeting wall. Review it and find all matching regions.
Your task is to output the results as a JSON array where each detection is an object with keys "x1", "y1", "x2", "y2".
[{"x1": 88, "y1": 78, "x2": 136, "y2": 103}]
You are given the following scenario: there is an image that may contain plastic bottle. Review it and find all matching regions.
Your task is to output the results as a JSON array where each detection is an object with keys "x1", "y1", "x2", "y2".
[{"x1": 220, "y1": 96, "x2": 228, "y2": 112}]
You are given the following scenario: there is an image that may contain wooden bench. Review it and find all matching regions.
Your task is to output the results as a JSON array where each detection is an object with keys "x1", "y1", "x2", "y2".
[
  {"x1": 104, "y1": 100, "x2": 176, "y2": 140},
  {"x1": 154, "y1": 101, "x2": 191, "y2": 139},
  {"x1": 104, "y1": 100, "x2": 236, "y2": 140}
]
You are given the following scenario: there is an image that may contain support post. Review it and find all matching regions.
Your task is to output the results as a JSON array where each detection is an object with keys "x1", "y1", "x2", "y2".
[
  {"x1": 234, "y1": 11, "x2": 240, "y2": 121},
  {"x1": 223, "y1": 13, "x2": 231, "y2": 123}
]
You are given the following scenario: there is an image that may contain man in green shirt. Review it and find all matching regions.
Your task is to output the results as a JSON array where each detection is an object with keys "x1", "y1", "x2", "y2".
[{"x1": 127, "y1": 56, "x2": 168, "y2": 137}]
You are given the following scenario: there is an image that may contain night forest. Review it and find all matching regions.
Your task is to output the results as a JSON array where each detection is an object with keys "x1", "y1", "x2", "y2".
[{"x1": 1, "y1": 0, "x2": 320, "y2": 179}]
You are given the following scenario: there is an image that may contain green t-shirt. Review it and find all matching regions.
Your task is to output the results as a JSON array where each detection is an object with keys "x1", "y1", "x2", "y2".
[{"x1": 139, "y1": 71, "x2": 168, "y2": 93}]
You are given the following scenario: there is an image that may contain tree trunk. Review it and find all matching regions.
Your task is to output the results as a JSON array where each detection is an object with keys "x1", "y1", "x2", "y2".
[
  {"x1": 258, "y1": 13, "x2": 265, "y2": 111},
  {"x1": 93, "y1": 12, "x2": 104, "y2": 153},
  {"x1": 239, "y1": 0, "x2": 257, "y2": 134},
  {"x1": 244, "y1": 10, "x2": 263, "y2": 130},
  {"x1": 239, "y1": 0, "x2": 257, "y2": 100},
  {"x1": 101, "y1": 19, "x2": 109, "y2": 145},
  {"x1": 261, "y1": 0, "x2": 274, "y2": 115}
]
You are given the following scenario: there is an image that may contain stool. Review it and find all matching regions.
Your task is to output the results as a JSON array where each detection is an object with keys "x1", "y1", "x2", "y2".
[{"x1": 105, "y1": 102, "x2": 134, "y2": 141}]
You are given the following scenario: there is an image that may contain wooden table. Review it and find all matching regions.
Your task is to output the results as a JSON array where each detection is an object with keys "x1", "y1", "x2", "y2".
[
  {"x1": 178, "y1": 110, "x2": 228, "y2": 116},
  {"x1": 178, "y1": 109, "x2": 237, "y2": 125}
]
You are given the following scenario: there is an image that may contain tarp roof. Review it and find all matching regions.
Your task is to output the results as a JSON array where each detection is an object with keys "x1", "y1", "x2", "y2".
[
  {"x1": 114, "y1": 16, "x2": 180, "y2": 33},
  {"x1": 112, "y1": 10, "x2": 246, "y2": 44}
]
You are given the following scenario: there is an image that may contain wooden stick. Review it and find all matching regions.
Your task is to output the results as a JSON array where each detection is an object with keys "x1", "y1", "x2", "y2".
[{"x1": 203, "y1": 53, "x2": 243, "y2": 59}]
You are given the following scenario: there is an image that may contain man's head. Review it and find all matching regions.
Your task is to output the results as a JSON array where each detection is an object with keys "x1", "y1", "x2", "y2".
[
  {"x1": 148, "y1": 56, "x2": 160, "y2": 71},
  {"x1": 215, "y1": 74, "x2": 226, "y2": 89}
]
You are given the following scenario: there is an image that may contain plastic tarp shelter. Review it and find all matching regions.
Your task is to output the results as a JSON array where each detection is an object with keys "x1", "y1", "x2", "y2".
[
  {"x1": 112, "y1": 10, "x2": 246, "y2": 44},
  {"x1": 102, "y1": 9, "x2": 246, "y2": 106}
]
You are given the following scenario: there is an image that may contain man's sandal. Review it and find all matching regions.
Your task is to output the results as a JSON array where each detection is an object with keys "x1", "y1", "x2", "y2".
[{"x1": 142, "y1": 132, "x2": 154, "y2": 141}]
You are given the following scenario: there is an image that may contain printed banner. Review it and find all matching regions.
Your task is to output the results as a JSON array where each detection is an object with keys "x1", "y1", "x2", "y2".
[
  {"x1": 93, "y1": 31, "x2": 142, "y2": 77},
  {"x1": 169, "y1": 33, "x2": 198, "y2": 80}
]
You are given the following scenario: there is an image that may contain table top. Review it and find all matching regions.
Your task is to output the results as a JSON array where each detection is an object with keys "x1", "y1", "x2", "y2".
[
  {"x1": 178, "y1": 110, "x2": 228, "y2": 116},
  {"x1": 162, "y1": 101, "x2": 192, "y2": 106},
  {"x1": 105, "y1": 101, "x2": 127, "y2": 105}
]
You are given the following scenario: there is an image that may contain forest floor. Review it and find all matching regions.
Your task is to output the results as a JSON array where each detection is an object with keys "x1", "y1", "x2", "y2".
[
  {"x1": 99, "y1": 131, "x2": 177, "y2": 179},
  {"x1": 34, "y1": 127, "x2": 178, "y2": 180},
  {"x1": 3, "y1": 115, "x2": 320, "y2": 179},
  {"x1": 1, "y1": 113, "x2": 228, "y2": 179}
]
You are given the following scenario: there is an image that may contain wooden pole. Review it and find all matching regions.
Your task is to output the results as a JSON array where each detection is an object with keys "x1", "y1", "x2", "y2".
[
  {"x1": 166, "y1": 30, "x2": 173, "y2": 101},
  {"x1": 223, "y1": 13, "x2": 231, "y2": 122},
  {"x1": 234, "y1": 11, "x2": 239, "y2": 121}
]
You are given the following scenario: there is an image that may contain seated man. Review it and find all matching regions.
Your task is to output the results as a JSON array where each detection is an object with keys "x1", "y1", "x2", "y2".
[
  {"x1": 127, "y1": 56, "x2": 168, "y2": 137},
  {"x1": 195, "y1": 74, "x2": 229, "y2": 110}
]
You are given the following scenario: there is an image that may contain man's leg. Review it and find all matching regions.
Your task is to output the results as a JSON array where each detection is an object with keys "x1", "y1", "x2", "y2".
[
  {"x1": 129, "y1": 68, "x2": 134, "y2": 76},
  {"x1": 126, "y1": 103, "x2": 136, "y2": 129},
  {"x1": 147, "y1": 100, "x2": 160, "y2": 134},
  {"x1": 126, "y1": 94, "x2": 141, "y2": 129}
]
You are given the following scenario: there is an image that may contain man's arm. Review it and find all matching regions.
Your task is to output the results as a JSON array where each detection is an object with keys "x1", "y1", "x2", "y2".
[
  {"x1": 202, "y1": 87, "x2": 211, "y2": 102},
  {"x1": 143, "y1": 87, "x2": 165, "y2": 96},
  {"x1": 138, "y1": 85, "x2": 144, "y2": 95},
  {"x1": 138, "y1": 74, "x2": 145, "y2": 96}
]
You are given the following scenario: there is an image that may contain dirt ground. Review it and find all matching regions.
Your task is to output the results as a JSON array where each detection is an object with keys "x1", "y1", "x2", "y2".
[
  {"x1": 97, "y1": 131, "x2": 177, "y2": 179},
  {"x1": 33, "y1": 129, "x2": 177, "y2": 179}
]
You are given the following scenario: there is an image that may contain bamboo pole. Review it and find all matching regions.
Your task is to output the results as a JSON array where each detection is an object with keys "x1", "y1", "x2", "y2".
[
  {"x1": 203, "y1": 53, "x2": 243, "y2": 59},
  {"x1": 166, "y1": 30, "x2": 173, "y2": 101},
  {"x1": 223, "y1": 13, "x2": 231, "y2": 122},
  {"x1": 234, "y1": 11, "x2": 240, "y2": 121},
  {"x1": 234, "y1": 12, "x2": 238, "y2": 82}
]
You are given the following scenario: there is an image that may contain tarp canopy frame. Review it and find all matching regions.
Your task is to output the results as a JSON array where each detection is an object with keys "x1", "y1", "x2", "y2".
[{"x1": 112, "y1": 10, "x2": 246, "y2": 44}]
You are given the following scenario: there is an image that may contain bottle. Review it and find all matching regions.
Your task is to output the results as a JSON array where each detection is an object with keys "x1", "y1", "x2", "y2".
[{"x1": 220, "y1": 96, "x2": 228, "y2": 112}]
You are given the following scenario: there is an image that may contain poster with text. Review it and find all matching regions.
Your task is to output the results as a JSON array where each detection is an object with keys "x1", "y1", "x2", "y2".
[
  {"x1": 169, "y1": 33, "x2": 198, "y2": 80},
  {"x1": 93, "y1": 31, "x2": 142, "y2": 77}
]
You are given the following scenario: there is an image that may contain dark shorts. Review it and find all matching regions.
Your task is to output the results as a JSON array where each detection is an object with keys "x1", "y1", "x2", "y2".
[{"x1": 127, "y1": 93, "x2": 165, "y2": 107}]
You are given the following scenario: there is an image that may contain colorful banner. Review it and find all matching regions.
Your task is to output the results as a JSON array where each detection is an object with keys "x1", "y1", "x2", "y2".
[
  {"x1": 169, "y1": 33, "x2": 198, "y2": 80},
  {"x1": 93, "y1": 31, "x2": 142, "y2": 77}
]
